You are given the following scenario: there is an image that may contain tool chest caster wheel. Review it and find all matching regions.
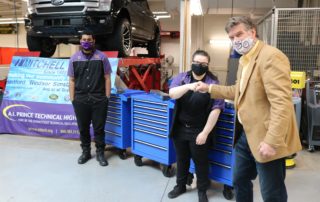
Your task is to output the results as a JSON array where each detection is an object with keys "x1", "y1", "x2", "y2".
[
  {"x1": 161, "y1": 164, "x2": 175, "y2": 177},
  {"x1": 118, "y1": 149, "x2": 127, "y2": 160},
  {"x1": 134, "y1": 155, "x2": 143, "y2": 166},
  {"x1": 223, "y1": 185, "x2": 234, "y2": 200}
]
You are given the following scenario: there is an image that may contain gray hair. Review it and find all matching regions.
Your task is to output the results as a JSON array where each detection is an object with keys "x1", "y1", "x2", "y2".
[{"x1": 225, "y1": 16, "x2": 257, "y2": 33}]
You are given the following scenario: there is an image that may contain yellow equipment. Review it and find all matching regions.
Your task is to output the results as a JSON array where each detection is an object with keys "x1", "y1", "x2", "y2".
[
  {"x1": 286, "y1": 71, "x2": 306, "y2": 169},
  {"x1": 291, "y1": 71, "x2": 306, "y2": 89}
]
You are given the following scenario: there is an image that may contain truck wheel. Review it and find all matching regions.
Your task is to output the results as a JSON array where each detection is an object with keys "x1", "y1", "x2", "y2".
[
  {"x1": 109, "y1": 18, "x2": 132, "y2": 57},
  {"x1": 147, "y1": 31, "x2": 160, "y2": 57},
  {"x1": 27, "y1": 35, "x2": 41, "y2": 51},
  {"x1": 40, "y1": 38, "x2": 56, "y2": 57}
]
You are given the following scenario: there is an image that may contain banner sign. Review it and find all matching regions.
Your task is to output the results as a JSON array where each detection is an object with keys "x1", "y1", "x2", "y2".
[{"x1": 0, "y1": 56, "x2": 118, "y2": 138}]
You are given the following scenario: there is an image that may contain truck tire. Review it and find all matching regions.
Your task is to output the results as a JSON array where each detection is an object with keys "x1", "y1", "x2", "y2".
[
  {"x1": 39, "y1": 38, "x2": 56, "y2": 57},
  {"x1": 147, "y1": 31, "x2": 160, "y2": 58},
  {"x1": 27, "y1": 35, "x2": 41, "y2": 51},
  {"x1": 108, "y1": 18, "x2": 132, "y2": 57},
  {"x1": 27, "y1": 35, "x2": 56, "y2": 57}
]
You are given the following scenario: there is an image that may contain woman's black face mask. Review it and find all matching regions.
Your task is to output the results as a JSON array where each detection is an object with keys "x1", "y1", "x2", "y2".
[{"x1": 191, "y1": 63, "x2": 208, "y2": 76}]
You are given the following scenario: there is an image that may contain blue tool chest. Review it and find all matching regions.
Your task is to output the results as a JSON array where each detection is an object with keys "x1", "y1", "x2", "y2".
[
  {"x1": 209, "y1": 102, "x2": 235, "y2": 185},
  {"x1": 190, "y1": 101, "x2": 235, "y2": 200},
  {"x1": 104, "y1": 89, "x2": 145, "y2": 159},
  {"x1": 131, "y1": 93, "x2": 176, "y2": 177}
]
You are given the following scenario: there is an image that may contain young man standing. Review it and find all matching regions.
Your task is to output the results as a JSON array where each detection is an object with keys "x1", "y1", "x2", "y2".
[{"x1": 68, "y1": 31, "x2": 111, "y2": 166}]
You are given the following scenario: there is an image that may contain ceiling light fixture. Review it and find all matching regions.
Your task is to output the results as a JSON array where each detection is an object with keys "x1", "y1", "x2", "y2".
[
  {"x1": 0, "y1": 18, "x2": 25, "y2": 24},
  {"x1": 155, "y1": 15, "x2": 171, "y2": 19},
  {"x1": 153, "y1": 11, "x2": 171, "y2": 19},
  {"x1": 152, "y1": 11, "x2": 169, "y2": 15}
]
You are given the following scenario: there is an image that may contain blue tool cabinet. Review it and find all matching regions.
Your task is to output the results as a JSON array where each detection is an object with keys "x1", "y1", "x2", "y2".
[
  {"x1": 131, "y1": 93, "x2": 176, "y2": 177},
  {"x1": 104, "y1": 89, "x2": 145, "y2": 159},
  {"x1": 190, "y1": 101, "x2": 235, "y2": 200}
]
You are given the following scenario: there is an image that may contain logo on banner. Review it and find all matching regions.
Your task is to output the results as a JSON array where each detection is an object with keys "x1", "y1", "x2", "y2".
[{"x1": 2, "y1": 104, "x2": 31, "y2": 121}]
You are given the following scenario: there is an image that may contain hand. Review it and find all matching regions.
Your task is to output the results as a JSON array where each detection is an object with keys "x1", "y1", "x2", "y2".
[
  {"x1": 196, "y1": 132, "x2": 208, "y2": 145},
  {"x1": 195, "y1": 81, "x2": 209, "y2": 93},
  {"x1": 187, "y1": 83, "x2": 198, "y2": 91},
  {"x1": 258, "y1": 142, "x2": 276, "y2": 159}
]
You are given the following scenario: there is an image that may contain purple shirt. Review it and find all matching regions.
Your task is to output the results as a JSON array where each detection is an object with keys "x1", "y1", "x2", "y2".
[
  {"x1": 170, "y1": 72, "x2": 225, "y2": 111},
  {"x1": 68, "y1": 49, "x2": 112, "y2": 77}
]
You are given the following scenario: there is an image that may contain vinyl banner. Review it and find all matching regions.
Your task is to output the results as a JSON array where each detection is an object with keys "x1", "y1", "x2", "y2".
[{"x1": 0, "y1": 56, "x2": 118, "y2": 138}]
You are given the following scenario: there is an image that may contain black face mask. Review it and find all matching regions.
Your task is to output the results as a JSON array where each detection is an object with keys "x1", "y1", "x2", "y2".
[{"x1": 191, "y1": 63, "x2": 208, "y2": 76}]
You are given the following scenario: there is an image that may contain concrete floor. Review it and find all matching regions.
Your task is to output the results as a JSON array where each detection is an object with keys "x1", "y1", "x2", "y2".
[{"x1": 1, "y1": 134, "x2": 319, "y2": 202}]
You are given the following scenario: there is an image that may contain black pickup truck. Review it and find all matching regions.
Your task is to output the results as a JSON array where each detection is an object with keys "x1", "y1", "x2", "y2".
[{"x1": 25, "y1": 0, "x2": 161, "y2": 57}]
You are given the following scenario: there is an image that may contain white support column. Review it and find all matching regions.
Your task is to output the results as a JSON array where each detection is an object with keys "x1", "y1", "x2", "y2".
[
  {"x1": 192, "y1": 15, "x2": 204, "y2": 52},
  {"x1": 179, "y1": 0, "x2": 192, "y2": 72}
]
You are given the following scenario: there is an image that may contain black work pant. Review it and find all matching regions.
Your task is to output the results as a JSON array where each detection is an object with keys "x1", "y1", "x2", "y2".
[
  {"x1": 172, "y1": 126, "x2": 210, "y2": 192},
  {"x1": 72, "y1": 98, "x2": 108, "y2": 151}
]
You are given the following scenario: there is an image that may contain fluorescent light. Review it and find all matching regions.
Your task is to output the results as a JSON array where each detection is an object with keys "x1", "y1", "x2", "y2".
[
  {"x1": 0, "y1": 18, "x2": 25, "y2": 24},
  {"x1": 0, "y1": 21, "x2": 24, "y2": 24},
  {"x1": 155, "y1": 15, "x2": 171, "y2": 19},
  {"x1": 153, "y1": 11, "x2": 171, "y2": 19},
  {"x1": 209, "y1": 39, "x2": 231, "y2": 46},
  {"x1": 153, "y1": 11, "x2": 169, "y2": 15},
  {"x1": 190, "y1": 0, "x2": 203, "y2": 16},
  {"x1": 0, "y1": 18, "x2": 25, "y2": 21}
]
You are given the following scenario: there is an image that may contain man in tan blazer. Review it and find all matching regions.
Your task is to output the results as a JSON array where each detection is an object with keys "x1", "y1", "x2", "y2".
[{"x1": 196, "y1": 16, "x2": 302, "y2": 202}]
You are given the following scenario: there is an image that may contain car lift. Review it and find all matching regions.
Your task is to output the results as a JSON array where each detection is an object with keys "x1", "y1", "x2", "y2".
[{"x1": 118, "y1": 57, "x2": 161, "y2": 92}]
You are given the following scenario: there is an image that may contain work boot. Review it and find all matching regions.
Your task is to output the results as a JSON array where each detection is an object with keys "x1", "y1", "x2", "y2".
[
  {"x1": 168, "y1": 185, "x2": 186, "y2": 199},
  {"x1": 198, "y1": 191, "x2": 208, "y2": 202},
  {"x1": 78, "y1": 150, "x2": 91, "y2": 164},
  {"x1": 96, "y1": 151, "x2": 108, "y2": 166}
]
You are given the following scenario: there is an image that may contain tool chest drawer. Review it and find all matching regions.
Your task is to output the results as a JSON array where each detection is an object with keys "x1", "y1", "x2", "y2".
[
  {"x1": 208, "y1": 160, "x2": 233, "y2": 183},
  {"x1": 131, "y1": 94, "x2": 176, "y2": 166},
  {"x1": 105, "y1": 90, "x2": 145, "y2": 150},
  {"x1": 208, "y1": 148, "x2": 233, "y2": 166}
]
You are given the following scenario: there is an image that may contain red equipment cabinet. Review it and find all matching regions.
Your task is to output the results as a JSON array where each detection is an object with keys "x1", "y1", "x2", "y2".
[{"x1": 0, "y1": 78, "x2": 6, "y2": 92}]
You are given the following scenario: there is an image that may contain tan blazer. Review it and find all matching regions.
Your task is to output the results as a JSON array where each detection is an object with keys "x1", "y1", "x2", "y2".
[{"x1": 211, "y1": 41, "x2": 302, "y2": 163}]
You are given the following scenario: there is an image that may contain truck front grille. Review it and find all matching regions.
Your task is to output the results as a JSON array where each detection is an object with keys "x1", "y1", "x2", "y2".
[
  {"x1": 37, "y1": 0, "x2": 98, "y2": 4},
  {"x1": 37, "y1": 6, "x2": 85, "y2": 14}
]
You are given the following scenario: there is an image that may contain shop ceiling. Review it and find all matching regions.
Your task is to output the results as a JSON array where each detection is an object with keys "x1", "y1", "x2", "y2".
[
  {"x1": 150, "y1": 0, "x2": 298, "y2": 18},
  {"x1": 0, "y1": 0, "x2": 299, "y2": 19}
]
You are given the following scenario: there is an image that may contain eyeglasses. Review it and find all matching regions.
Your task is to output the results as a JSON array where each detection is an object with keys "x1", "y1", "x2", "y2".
[{"x1": 192, "y1": 61, "x2": 209, "y2": 67}]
